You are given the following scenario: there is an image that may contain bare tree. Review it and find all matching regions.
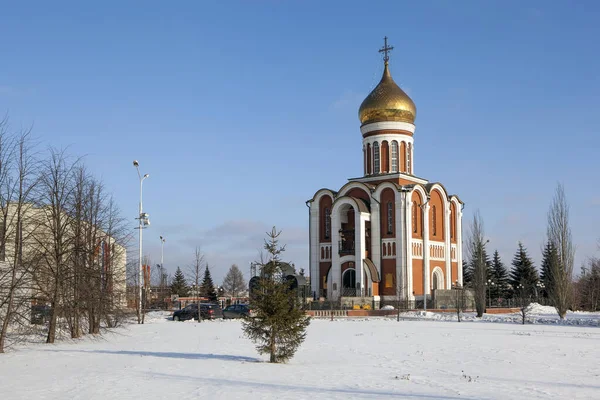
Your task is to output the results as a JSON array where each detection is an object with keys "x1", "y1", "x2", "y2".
[
  {"x1": 0, "y1": 122, "x2": 40, "y2": 352},
  {"x1": 34, "y1": 148, "x2": 79, "y2": 343},
  {"x1": 188, "y1": 247, "x2": 205, "y2": 304},
  {"x1": 514, "y1": 283, "x2": 534, "y2": 324},
  {"x1": 394, "y1": 276, "x2": 409, "y2": 321},
  {"x1": 223, "y1": 264, "x2": 246, "y2": 299},
  {"x1": 465, "y1": 210, "x2": 489, "y2": 317},
  {"x1": 546, "y1": 183, "x2": 575, "y2": 319}
]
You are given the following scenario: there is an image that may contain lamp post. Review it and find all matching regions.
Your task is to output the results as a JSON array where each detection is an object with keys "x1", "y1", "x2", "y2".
[
  {"x1": 160, "y1": 235, "x2": 166, "y2": 305},
  {"x1": 133, "y1": 160, "x2": 150, "y2": 324},
  {"x1": 535, "y1": 281, "x2": 545, "y2": 303},
  {"x1": 160, "y1": 235, "x2": 166, "y2": 272},
  {"x1": 486, "y1": 279, "x2": 495, "y2": 308}
]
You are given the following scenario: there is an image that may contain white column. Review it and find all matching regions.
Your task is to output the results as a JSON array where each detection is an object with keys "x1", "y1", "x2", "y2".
[
  {"x1": 444, "y1": 203, "x2": 451, "y2": 289},
  {"x1": 457, "y1": 205, "x2": 464, "y2": 286},
  {"x1": 423, "y1": 202, "x2": 430, "y2": 297},
  {"x1": 395, "y1": 193, "x2": 404, "y2": 299},
  {"x1": 355, "y1": 213, "x2": 368, "y2": 296},
  {"x1": 331, "y1": 213, "x2": 342, "y2": 300},
  {"x1": 406, "y1": 196, "x2": 414, "y2": 300},
  {"x1": 370, "y1": 201, "x2": 381, "y2": 276},
  {"x1": 309, "y1": 203, "x2": 320, "y2": 295}
]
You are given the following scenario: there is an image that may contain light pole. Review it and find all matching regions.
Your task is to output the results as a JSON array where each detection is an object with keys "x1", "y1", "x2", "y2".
[
  {"x1": 160, "y1": 235, "x2": 166, "y2": 272},
  {"x1": 160, "y1": 235, "x2": 166, "y2": 305},
  {"x1": 535, "y1": 281, "x2": 545, "y2": 304},
  {"x1": 487, "y1": 279, "x2": 495, "y2": 308},
  {"x1": 134, "y1": 160, "x2": 150, "y2": 324}
]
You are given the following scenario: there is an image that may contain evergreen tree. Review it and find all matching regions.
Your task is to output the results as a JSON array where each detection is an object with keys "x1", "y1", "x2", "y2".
[
  {"x1": 170, "y1": 267, "x2": 190, "y2": 297},
  {"x1": 200, "y1": 264, "x2": 219, "y2": 303},
  {"x1": 469, "y1": 240, "x2": 492, "y2": 316},
  {"x1": 540, "y1": 240, "x2": 559, "y2": 298},
  {"x1": 509, "y1": 242, "x2": 538, "y2": 294},
  {"x1": 462, "y1": 259, "x2": 472, "y2": 286},
  {"x1": 242, "y1": 227, "x2": 310, "y2": 363},
  {"x1": 490, "y1": 250, "x2": 509, "y2": 303}
]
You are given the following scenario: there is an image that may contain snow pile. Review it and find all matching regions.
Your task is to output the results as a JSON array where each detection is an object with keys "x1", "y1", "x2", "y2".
[{"x1": 527, "y1": 303, "x2": 559, "y2": 315}]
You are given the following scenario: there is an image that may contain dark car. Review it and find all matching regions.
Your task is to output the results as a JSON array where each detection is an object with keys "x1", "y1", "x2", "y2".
[
  {"x1": 172, "y1": 303, "x2": 199, "y2": 321},
  {"x1": 223, "y1": 304, "x2": 251, "y2": 319},
  {"x1": 199, "y1": 303, "x2": 223, "y2": 320}
]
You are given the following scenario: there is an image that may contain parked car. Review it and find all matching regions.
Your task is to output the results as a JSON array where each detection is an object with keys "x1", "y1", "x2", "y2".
[
  {"x1": 223, "y1": 304, "x2": 251, "y2": 319},
  {"x1": 31, "y1": 305, "x2": 52, "y2": 325},
  {"x1": 172, "y1": 304, "x2": 198, "y2": 321},
  {"x1": 199, "y1": 303, "x2": 223, "y2": 320}
]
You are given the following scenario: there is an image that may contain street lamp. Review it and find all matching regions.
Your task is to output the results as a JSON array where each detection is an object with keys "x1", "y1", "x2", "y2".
[
  {"x1": 486, "y1": 279, "x2": 495, "y2": 308},
  {"x1": 535, "y1": 281, "x2": 545, "y2": 303},
  {"x1": 134, "y1": 160, "x2": 150, "y2": 324},
  {"x1": 160, "y1": 235, "x2": 166, "y2": 272}
]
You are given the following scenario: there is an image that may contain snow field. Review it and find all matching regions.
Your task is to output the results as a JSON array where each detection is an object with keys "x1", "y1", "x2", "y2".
[{"x1": 0, "y1": 310, "x2": 598, "y2": 399}]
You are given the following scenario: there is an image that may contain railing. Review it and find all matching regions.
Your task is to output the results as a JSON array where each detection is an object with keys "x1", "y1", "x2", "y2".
[
  {"x1": 338, "y1": 240, "x2": 355, "y2": 255},
  {"x1": 341, "y1": 287, "x2": 360, "y2": 297}
]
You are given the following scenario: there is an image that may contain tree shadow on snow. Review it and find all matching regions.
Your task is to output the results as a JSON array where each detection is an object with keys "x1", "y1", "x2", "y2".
[
  {"x1": 147, "y1": 372, "x2": 476, "y2": 400},
  {"x1": 45, "y1": 349, "x2": 260, "y2": 363}
]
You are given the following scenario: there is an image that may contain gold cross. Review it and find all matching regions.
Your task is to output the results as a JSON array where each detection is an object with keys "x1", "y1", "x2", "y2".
[{"x1": 378, "y1": 36, "x2": 394, "y2": 63}]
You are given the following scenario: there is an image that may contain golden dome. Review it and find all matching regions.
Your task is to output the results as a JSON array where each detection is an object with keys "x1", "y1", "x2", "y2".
[{"x1": 358, "y1": 62, "x2": 416, "y2": 125}]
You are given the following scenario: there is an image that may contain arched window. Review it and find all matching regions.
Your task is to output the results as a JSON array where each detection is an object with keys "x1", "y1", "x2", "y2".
[
  {"x1": 324, "y1": 208, "x2": 331, "y2": 239},
  {"x1": 412, "y1": 202, "x2": 418, "y2": 233},
  {"x1": 432, "y1": 205, "x2": 437, "y2": 237},
  {"x1": 391, "y1": 141, "x2": 398, "y2": 172},
  {"x1": 373, "y1": 142, "x2": 380, "y2": 174},
  {"x1": 450, "y1": 207, "x2": 454, "y2": 240},
  {"x1": 387, "y1": 202, "x2": 393, "y2": 234},
  {"x1": 407, "y1": 143, "x2": 412, "y2": 174},
  {"x1": 366, "y1": 143, "x2": 372, "y2": 175}
]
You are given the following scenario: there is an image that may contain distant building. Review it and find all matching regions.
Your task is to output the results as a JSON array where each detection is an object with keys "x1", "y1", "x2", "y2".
[
  {"x1": 307, "y1": 39, "x2": 463, "y2": 305},
  {"x1": 0, "y1": 202, "x2": 126, "y2": 313}
]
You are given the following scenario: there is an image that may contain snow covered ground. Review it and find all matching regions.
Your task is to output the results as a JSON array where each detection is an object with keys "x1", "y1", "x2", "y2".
[{"x1": 1, "y1": 309, "x2": 599, "y2": 399}]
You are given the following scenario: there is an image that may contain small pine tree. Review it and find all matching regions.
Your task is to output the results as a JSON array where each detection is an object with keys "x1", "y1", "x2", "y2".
[
  {"x1": 540, "y1": 240, "x2": 558, "y2": 298},
  {"x1": 242, "y1": 227, "x2": 310, "y2": 363},
  {"x1": 491, "y1": 250, "x2": 509, "y2": 302},
  {"x1": 470, "y1": 241, "x2": 491, "y2": 316},
  {"x1": 510, "y1": 242, "x2": 538, "y2": 295},
  {"x1": 170, "y1": 267, "x2": 190, "y2": 297},
  {"x1": 200, "y1": 264, "x2": 219, "y2": 303}
]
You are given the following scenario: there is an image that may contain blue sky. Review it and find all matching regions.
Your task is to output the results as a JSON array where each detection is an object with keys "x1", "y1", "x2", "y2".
[{"x1": 1, "y1": 1, "x2": 599, "y2": 283}]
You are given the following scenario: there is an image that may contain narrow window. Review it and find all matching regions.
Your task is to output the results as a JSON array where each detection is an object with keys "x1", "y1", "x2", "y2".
[
  {"x1": 432, "y1": 205, "x2": 437, "y2": 237},
  {"x1": 450, "y1": 208, "x2": 454, "y2": 240},
  {"x1": 412, "y1": 202, "x2": 418, "y2": 233},
  {"x1": 324, "y1": 208, "x2": 331, "y2": 239},
  {"x1": 385, "y1": 273, "x2": 393, "y2": 288},
  {"x1": 373, "y1": 142, "x2": 380, "y2": 174},
  {"x1": 391, "y1": 141, "x2": 398, "y2": 172},
  {"x1": 387, "y1": 202, "x2": 393, "y2": 234}
]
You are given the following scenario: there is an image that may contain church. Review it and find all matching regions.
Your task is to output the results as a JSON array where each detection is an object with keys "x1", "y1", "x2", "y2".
[{"x1": 307, "y1": 38, "x2": 463, "y2": 306}]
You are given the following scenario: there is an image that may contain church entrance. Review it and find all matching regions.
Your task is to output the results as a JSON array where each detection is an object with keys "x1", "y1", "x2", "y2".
[
  {"x1": 432, "y1": 268, "x2": 443, "y2": 291},
  {"x1": 342, "y1": 268, "x2": 356, "y2": 297}
]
